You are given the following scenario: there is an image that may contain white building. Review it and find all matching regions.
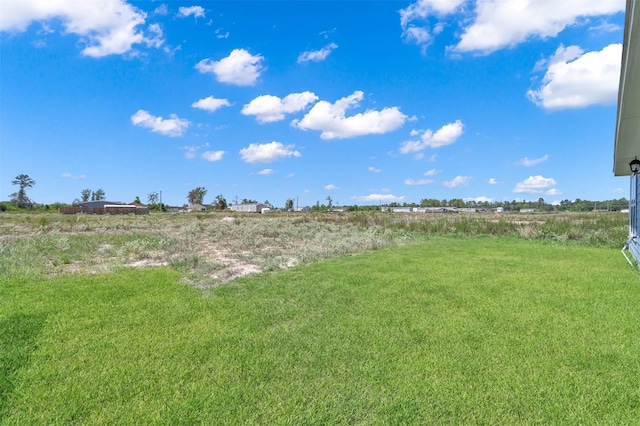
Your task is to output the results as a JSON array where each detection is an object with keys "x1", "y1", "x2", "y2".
[{"x1": 230, "y1": 203, "x2": 269, "y2": 213}]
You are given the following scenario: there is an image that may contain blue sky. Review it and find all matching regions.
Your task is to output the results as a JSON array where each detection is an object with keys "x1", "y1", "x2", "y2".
[{"x1": 0, "y1": 0, "x2": 627, "y2": 207}]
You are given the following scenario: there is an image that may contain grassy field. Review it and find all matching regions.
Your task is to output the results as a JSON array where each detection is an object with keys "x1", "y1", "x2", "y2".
[
  {"x1": 0, "y1": 211, "x2": 629, "y2": 285},
  {"x1": 2, "y1": 232, "x2": 639, "y2": 424}
]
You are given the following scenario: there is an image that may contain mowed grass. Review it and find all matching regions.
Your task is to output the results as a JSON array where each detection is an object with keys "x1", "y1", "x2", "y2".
[{"x1": 2, "y1": 237, "x2": 639, "y2": 424}]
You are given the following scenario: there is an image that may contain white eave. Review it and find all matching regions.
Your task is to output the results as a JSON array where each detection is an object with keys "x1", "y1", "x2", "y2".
[{"x1": 614, "y1": 0, "x2": 640, "y2": 176}]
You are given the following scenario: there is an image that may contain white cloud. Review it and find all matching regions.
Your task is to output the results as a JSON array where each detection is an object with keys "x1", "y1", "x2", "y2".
[
  {"x1": 319, "y1": 28, "x2": 337, "y2": 39},
  {"x1": 298, "y1": 42, "x2": 338, "y2": 63},
  {"x1": 196, "y1": 49, "x2": 264, "y2": 86},
  {"x1": 183, "y1": 146, "x2": 198, "y2": 159},
  {"x1": 182, "y1": 143, "x2": 209, "y2": 159},
  {"x1": 146, "y1": 24, "x2": 164, "y2": 49},
  {"x1": 239, "y1": 141, "x2": 301, "y2": 163},
  {"x1": 131, "y1": 110, "x2": 189, "y2": 137},
  {"x1": 368, "y1": 166, "x2": 381, "y2": 173},
  {"x1": 177, "y1": 6, "x2": 205, "y2": 18},
  {"x1": 399, "y1": 0, "x2": 465, "y2": 50},
  {"x1": 242, "y1": 92, "x2": 318, "y2": 123},
  {"x1": 613, "y1": 188, "x2": 624, "y2": 194},
  {"x1": 589, "y1": 21, "x2": 622, "y2": 33},
  {"x1": 443, "y1": 175, "x2": 471, "y2": 188},
  {"x1": 527, "y1": 44, "x2": 622, "y2": 110},
  {"x1": 61, "y1": 173, "x2": 86, "y2": 179},
  {"x1": 285, "y1": 173, "x2": 295, "y2": 179},
  {"x1": 399, "y1": 120, "x2": 464, "y2": 154},
  {"x1": 405, "y1": 178, "x2": 434, "y2": 186},
  {"x1": 292, "y1": 91, "x2": 407, "y2": 139},
  {"x1": 154, "y1": 4, "x2": 168, "y2": 15},
  {"x1": 546, "y1": 188, "x2": 562, "y2": 196},
  {"x1": 424, "y1": 168, "x2": 441, "y2": 176},
  {"x1": 488, "y1": 178, "x2": 499, "y2": 184},
  {"x1": 352, "y1": 193, "x2": 406, "y2": 203},
  {"x1": 454, "y1": 1, "x2": 624, "y2": 54},
  {"x1": 325, "y1": 184, "x2": 339, "y2": 190},
  {"x1": 513, "y1": 175, "x2": 557, "y2": 194},
  {"x1": 399, "y1": 1, "x2": 624, "y2": 54},
  {"x1": 464, "y1": 196, "x2": 493, "y2": 203},
  {"x1": 202, "y1": 150, "x2": 225, "y2": 162},
  {"x1": 0, "y1": 0, "x2": 163, "y2": 57},
  {"x1": 518, "y1": 154, "x2": 549, "y2": 167},
  {"x1": 215, "y1": 28, "x2": 229, "y2": 39},
  {"x1": 192, "y1": 96, "x2": 231, "y2": 113},
  {"x1": 258, "y1": 168, "x2": 274, "y2": 175}
]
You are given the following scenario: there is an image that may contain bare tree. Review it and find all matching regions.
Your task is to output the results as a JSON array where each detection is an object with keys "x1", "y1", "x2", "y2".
[{"x1": 147, "y1": 192, "x2": 159, "y2": 205}]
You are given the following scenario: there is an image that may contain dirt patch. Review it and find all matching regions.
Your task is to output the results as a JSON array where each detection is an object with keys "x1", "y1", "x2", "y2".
[{"x1": 128, "y1": 259, "x2": 169, "y2": 268}]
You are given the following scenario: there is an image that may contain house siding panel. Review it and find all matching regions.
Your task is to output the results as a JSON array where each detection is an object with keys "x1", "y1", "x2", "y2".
[{"x1": 627, "y1": 174, "x2": 640, "y2": 265}]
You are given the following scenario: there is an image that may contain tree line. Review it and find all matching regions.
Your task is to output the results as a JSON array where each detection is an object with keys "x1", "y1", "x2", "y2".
[{"x1": 0, "y1": 173, "x2": 632, "y2": 213}]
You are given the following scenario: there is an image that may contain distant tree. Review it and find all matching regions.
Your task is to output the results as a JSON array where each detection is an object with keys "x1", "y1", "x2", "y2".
[
  {"x1": 91, "y1": 188, "x2": 106, "y2": 201},
  {"x1": 241, "y1": 198, "x2": 257, "y2": 204},
  {"x1": 147, "y1": 192, "x2": 159, "y2": 205},
  {"x1": 80, "y1": 188, "x2": 92, "y2": 202},
  {"x1": 311, "y1": 201, "x2": 328, "y2": 212},
  {"x1": 285, "y1": 198, "x2": 294, "y2": 211},
  {"x1": 213, "y1": 194, "x2": 228, "y2": 210},
  {"x1": 326, "y1": 196, "x2": 333, "y2": 210},
  {"x1": 133, "y1": 196, "x2": 142, "y2": 204},
  {"x1": 10, "y1": 174, "x2": 35, "y2": 209},
  {"x1": 449, "y1": 198, "x2": 465, "y2": 208},
  {"x1": 188, "y1": 187, "x2": 207, "y2": 205},
  {"x1": 420, "y1": 198, "x2": 441, "y2": 207},
  {"x1": 264, "y1": 200, "x2": 272, "y2": 208}
]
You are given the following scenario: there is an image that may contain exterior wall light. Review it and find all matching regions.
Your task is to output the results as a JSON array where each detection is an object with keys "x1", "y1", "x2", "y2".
[{"x1": 630, "y1": 157, "x2": 640, "y2": 174}]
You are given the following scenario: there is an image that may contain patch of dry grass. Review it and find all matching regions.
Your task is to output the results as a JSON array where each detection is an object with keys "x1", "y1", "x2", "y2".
[
  {"x1": 0, "y1": 213, "x2": 407, "y2": 286},
  {"x1": 0, "y1": 210, "x2": 627, "y2": 286}
]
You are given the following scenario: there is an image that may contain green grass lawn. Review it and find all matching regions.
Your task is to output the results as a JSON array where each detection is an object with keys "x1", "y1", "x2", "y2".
[{"x1": 2, "y1": 237, "x2": 639, "y2": 424}]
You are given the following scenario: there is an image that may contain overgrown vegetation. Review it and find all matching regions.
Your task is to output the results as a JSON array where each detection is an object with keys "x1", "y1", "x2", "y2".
[
  {"x1": 0, "y1": 213, "x2": 404, "y2": 285},
  {"x1": 0, "y1": 211, "x2": 628, "y2": 285}
]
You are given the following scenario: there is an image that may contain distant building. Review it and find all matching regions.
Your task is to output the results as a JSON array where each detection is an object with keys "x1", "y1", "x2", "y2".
[
  {"x1": 230, "y1": 203, "x2": 269, "y2": 213},
  {"x1": 187, "y1": 204, "x2": 207, "y2": 212},
  {"x1": 61, "y1": 201, "x2": 149, "y2": 215},
  {"x1": 77, "y1": 201, "x2": 124, "y2": 208}
]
